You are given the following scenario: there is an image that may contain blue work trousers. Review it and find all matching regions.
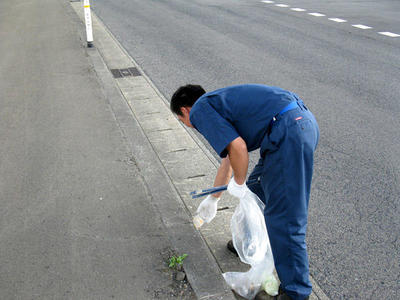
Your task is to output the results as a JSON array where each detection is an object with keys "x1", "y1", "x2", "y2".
[{"x1": 248, "y1": 102, "x2": 319, "y2": 300}]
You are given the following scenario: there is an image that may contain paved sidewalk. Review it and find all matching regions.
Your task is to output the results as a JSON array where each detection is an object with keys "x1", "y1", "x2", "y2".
[{"x1": 0, "y1": 0, "x2": 227, "y2": 299}]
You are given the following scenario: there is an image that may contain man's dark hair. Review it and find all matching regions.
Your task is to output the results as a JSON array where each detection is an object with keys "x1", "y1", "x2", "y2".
[{"x1": 170, "y1": 84, "x2": 206, "y2": 116}]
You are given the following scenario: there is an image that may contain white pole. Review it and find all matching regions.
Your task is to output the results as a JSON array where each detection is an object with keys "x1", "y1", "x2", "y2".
[{"x1": 83, "y1": 0, "x2": 94, "y2": 47}]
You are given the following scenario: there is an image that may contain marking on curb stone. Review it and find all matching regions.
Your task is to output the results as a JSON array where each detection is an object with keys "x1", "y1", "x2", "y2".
[
  {"x1": 152, "y1": 128, "x2": 173, "y2": 133},
  {"x1": 187, "y1": 174, "x2": 206, "y2": 179},
  {"x1": 167, "y1": 148, "x2": 187, "y2": 153},
  {"x1": 167, "y1": 149, "x2": 188, "y2": 153},
  {"x1": 144, "y1": 111, "x2": 161, "y2": 115},
  {"x1": 217, "y1": 207, "x2": 230, "y2": 211}
]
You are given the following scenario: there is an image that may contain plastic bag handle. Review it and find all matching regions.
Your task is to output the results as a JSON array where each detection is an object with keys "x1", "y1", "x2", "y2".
[{"x1": 191, "y1": 179, "x2": 259, "y2": 199}]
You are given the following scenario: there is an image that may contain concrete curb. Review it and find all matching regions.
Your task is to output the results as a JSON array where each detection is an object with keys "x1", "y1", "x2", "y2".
[
  {"x1": 68, "y1": 1, "x2": 235, "y2": 299},
  {"x1": 68, "y1": 1, "x2": 329, "y2": 299}
]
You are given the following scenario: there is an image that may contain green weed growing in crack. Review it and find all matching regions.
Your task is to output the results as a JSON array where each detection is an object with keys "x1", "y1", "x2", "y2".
[{"x1": 168, "y1": 254, "x2": 188, "y2": 270}]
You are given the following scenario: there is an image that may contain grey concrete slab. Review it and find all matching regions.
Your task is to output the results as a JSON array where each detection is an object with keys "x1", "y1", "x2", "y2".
[{"x1": 159, "y1": 148, "x2": 216, "y2": 182}]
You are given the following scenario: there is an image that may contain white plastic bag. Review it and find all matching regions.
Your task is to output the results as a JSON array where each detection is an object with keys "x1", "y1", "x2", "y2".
[{"x1": 223, "y1": 190, "x2": 279, "y2": 299}]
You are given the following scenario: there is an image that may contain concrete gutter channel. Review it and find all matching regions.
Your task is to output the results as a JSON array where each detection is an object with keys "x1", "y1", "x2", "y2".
[{"x1": 69, "y1": 2, "x2": 329, "y2": 299}]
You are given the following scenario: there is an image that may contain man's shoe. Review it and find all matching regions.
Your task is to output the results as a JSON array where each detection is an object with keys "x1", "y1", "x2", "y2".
[
  {"x1": 227, "y1": 240, "x2": 239, "y2": 256},
  {"x1": 276, "y1": 293, "x2": 291, "y2": 300},
  {"x1": 255, "y1": 285, "x2": 285, "y2": 300},
  {"x1": 254, "y1": 290, "x2": 278, "y2": 300},
  {"x1": 277, "y1": 293, "x2": 309, "y2": 300}
]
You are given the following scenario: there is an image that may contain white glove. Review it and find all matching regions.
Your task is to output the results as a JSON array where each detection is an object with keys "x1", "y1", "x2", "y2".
[
  {"x1": 193, "y1": 195, "x2": 219, "y2": 228},
  {"x1": 227, "y1": 177, "x2": 248, "y2": 198}
]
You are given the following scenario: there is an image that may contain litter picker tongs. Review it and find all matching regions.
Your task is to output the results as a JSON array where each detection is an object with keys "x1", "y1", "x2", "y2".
[{"x1": 190, "y1": 179, "x2": 259, "y2": 199}]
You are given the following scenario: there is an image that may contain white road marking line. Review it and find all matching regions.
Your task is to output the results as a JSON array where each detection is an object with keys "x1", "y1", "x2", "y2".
[
  {"x1": 378, "y1": 32, "x2": 400, "y2": 37},
  {"x1": 275, "y1": 4, "x2": 289, "y2": 7},
  {"x1": 308, "y1": 13, "x2": 326, "y2": 17},
  {"x1": 261, "y1": 3, "x2": 399, "y2": 40},
  {"x1": 291, "y1": 8, "x2": 306, "y2": 12},
  {"x1": 352, "y1": 24, "x2": 372, "y2": 29},
  {"x1": 329, "y1": 18, "x2": 347, "y2": 23}
]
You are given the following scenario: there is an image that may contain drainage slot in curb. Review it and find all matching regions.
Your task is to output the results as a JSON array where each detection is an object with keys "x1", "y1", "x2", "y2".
[
  {"x1": 154, "y1": 128, "x2": 173, "y2": 133},
  {"x1": 167, "y1": 149, "x2": 187, "y2": 153},
  {"x1": 186, "y1": 174, "x2": 206, "y2": 179},
  {"x1": 111, "y1": 67, "x2": 141, "y2": 78},
  {"x1": 217, "y1": 206, "x2": 230, "y2": 211},
  {"x1": 145, "y1": 111, "x2": 160, "y2": 115}
]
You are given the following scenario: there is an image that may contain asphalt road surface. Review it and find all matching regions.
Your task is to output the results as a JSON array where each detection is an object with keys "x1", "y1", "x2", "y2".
[{"x1": 91, "y1": 0, "x2": 400, "y2": 298}]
